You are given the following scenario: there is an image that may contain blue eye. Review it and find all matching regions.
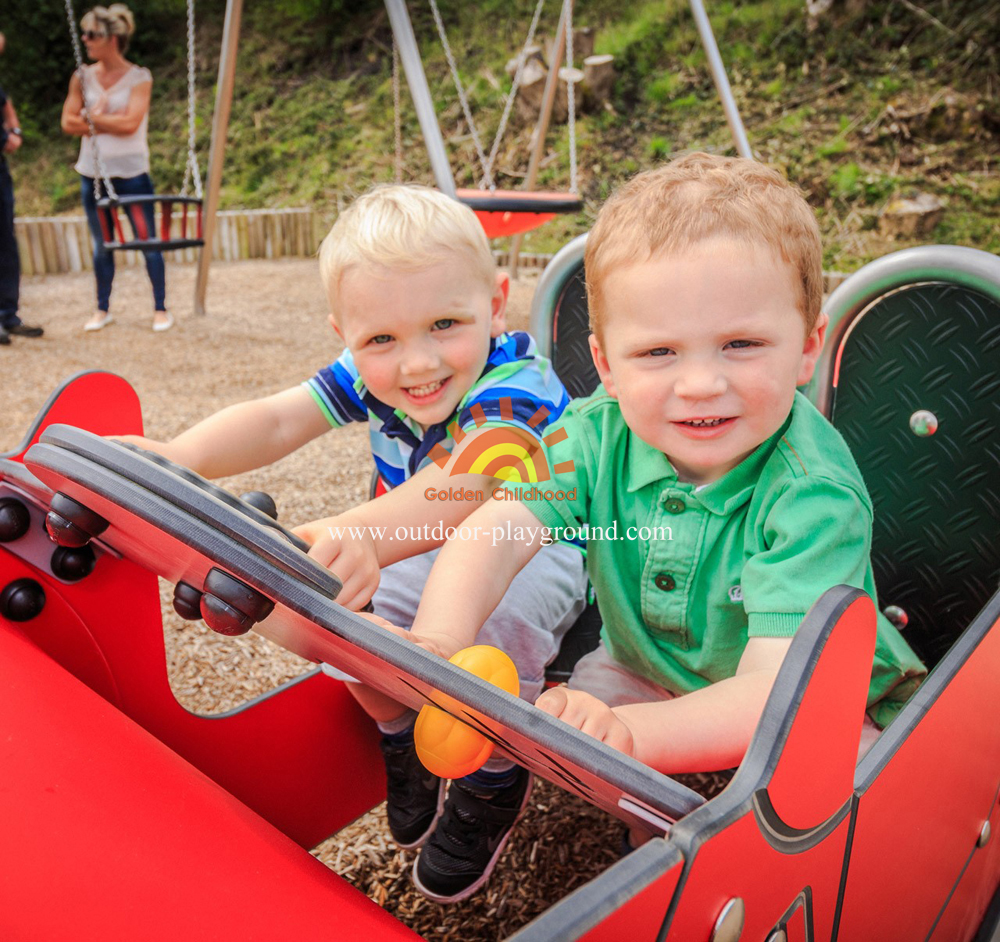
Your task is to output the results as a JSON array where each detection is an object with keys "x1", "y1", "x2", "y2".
[
  {"x1": 726, "y1": 339, "x2": 762, "y2": 350},
  {"x1": 370, "y1": 334, "x2": 393, "y2": 345},
  {"x1": 433, "y1": 318, "x2": 457, "y2": 330},
  {"x1": 646, "y1": 348, "x2": 672, "y2": 357}
]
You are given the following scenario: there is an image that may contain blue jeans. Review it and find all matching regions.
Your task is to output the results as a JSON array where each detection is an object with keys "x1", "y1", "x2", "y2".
[
  {"x1": 80, "y1": 174, "x2": 166, "y2": 313},
  {"x1": 0, "y1": 160, "x2": 21, "y2": 328}
]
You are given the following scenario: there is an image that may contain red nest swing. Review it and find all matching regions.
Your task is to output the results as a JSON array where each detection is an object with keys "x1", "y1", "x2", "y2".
[
  {"x1": 392, "y1": 0, "x2": 583, "y2": 241},
  {"x1": 455, "y1": 189, "x2": 582, "y2": 239}
]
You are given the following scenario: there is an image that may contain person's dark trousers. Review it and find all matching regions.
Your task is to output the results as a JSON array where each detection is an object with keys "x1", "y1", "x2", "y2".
[
  {"x1": 0, "y1": 159, "x2": 22, "y2": 330},
  {"x1": 80, "y1": 173, "x2": 167, "y2": 313}
]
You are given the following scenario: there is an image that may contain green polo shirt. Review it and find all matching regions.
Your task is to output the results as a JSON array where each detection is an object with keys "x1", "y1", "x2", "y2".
[{"x1": 504, "y1": 388, "x2": 925, "y2": 728}]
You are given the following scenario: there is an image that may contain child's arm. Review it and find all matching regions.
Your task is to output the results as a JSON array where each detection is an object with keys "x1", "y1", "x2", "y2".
[
  {"x1": 379, "y1": 496, "x2": 547, "y2": 660},
  {"x1": 294, "y1": 430, "x2": 515, "y2": 609},
  {"x1": 536, "y1": 636, "x2": 792, "y2": 775},
  {"x1": 116, "y1": 386, "x2": 330, "y2": 479}
]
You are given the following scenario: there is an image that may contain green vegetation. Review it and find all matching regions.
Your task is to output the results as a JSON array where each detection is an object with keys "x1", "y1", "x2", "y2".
[{"x1": 3, "y1": 0, "x2": 998, "y2": 265}]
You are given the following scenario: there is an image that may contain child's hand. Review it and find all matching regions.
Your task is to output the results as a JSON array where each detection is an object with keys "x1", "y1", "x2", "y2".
[
  {"x1": 354, "y1": 612, "x2": 462, "y2": 661},
  {"x1": 535, "y1": 687, "x2": 636, "y2": 757},
  {"x1": 110, "y1": 435, "x2": 175, "y2": 460},
  {"x1": 295, "y1": 517, "x2": 380, "y2": 612}
]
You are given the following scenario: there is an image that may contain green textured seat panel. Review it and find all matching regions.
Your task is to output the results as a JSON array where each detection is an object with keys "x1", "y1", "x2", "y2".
[{"x1": 830, "y1": 282, "x2": 1000, "y2": 666}]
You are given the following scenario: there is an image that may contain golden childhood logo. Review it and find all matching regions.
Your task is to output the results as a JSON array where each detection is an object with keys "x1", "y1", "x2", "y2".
[{"x1": 423, "y1": 399, "x2": 576, "y2": 501}]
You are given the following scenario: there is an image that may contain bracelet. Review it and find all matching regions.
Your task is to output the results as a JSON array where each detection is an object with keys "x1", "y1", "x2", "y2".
[{"x1": 9, "y1": 127, "x2": 21, "y2": 138}]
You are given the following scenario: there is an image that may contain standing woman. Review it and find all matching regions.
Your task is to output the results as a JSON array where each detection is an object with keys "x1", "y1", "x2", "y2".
[{"x1": 61, "y1": 4, "x2": 172, "y2": 332}]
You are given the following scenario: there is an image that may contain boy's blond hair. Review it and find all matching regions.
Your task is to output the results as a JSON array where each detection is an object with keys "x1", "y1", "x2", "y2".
[
  {"x1": 585, "y1": 153, "x2": 823, "y2": 335},
  {"x1": 319, "y1": 184, "x2": 495, "y2": 319}
]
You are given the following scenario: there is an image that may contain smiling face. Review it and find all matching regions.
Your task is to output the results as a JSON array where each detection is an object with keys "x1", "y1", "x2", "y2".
[
  {"x1": 590, "y1": 237, "x2": 827, "y2": 486},
  {"x1": 333, "y1": 255, "x2": 508, "y2": 430}
]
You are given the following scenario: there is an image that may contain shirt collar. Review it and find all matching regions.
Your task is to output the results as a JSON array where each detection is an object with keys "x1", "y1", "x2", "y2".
[{"x1": 625, "y1": 406, "x2": 795, "y2": 514}]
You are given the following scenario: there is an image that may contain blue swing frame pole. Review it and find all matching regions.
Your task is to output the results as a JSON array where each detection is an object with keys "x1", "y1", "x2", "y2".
[{"x1": 384, "y1": 0, "x2": 457, "y2": 198}]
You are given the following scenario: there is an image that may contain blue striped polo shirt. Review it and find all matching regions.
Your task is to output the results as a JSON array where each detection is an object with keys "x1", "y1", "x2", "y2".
[{"x1": 304, "y1": 331, "x2": 571, "y2": 490}]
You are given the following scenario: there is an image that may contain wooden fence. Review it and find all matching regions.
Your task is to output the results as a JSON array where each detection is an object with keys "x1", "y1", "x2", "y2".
[
  {"x1": 14, "y1": 207, "x2": 324, "y2": 276},
  {"x1": 14, "y1": 206, "x2": 558, "y2": 277}
]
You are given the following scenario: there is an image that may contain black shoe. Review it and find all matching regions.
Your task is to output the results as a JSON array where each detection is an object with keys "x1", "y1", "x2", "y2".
[
  {"x1": 7, "y1": 324, "x2": 44, "y2": 338},
  {"x1": 413, "y1": 766, "x2": 533, "y2": 903},
  {"x1": 380, "y1": 734, "x2": 444, "y2": 849},
  {"x1": 0, "y1": 328, "x2": 9, "y2": 345}
]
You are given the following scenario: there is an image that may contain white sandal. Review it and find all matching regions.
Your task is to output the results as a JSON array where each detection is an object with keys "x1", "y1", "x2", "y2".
[{"x1": 152, "y1": 312, "x2": 174, "y2": 333}]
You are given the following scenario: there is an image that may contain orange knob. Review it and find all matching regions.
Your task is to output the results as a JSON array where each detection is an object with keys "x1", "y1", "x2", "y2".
[{"x1": 414, "y1": 645, "x2": 519, "y2": 779}]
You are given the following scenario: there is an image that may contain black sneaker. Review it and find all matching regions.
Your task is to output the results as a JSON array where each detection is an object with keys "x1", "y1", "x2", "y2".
[
  {"x1": 413, "y1": 766, "x2": 533, "y2": 903},
  {"x1": 8, "y1": 324, "x2": 44, "y2": 338},
  {"x1": 379, "y1": 735, "x2": 444, "y2": 849}
]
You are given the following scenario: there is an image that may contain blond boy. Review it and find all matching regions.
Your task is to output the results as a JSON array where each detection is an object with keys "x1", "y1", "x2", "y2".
[
  {"x1": 392, "y1": 154, "x2": 925, "y2": 808},
  {"x1": 122, "y1": 185, "x2": 587, "y2": 900}
]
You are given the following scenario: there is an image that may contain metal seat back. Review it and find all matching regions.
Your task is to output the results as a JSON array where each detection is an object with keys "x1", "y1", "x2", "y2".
[{"x1": 813, "y1": 246, "x2": 1000, "y2": 667}]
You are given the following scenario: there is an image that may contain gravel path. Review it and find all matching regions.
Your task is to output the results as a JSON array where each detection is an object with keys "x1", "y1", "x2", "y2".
[{"x1": 3, "y1": 259, "x2": 726, "y2": 939}]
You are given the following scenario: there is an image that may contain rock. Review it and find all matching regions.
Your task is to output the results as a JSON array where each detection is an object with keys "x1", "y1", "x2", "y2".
[{"x1": 878, "y1": 193, "x2": 945, "y2": 239}]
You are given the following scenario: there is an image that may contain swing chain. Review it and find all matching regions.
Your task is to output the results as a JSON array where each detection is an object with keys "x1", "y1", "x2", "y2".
[
  {"x1": 564, "y1": 0, "x2": 578, "y2": 195},
  {"x1": 63, "y1": 0, "x2": 118, "y2": 201},
  {"x1": 428, "y1": 0, "x2": 494, "y2": 190},
  {"x1": 181, "y1": 0, "x2": 203, "y2": 199},
  {"x1": 482, "y1": 0, "x2": 547, "y2": 192}
]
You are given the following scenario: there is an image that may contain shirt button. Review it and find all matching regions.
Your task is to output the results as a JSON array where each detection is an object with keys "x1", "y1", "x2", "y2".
[
  {"x1": 654, "y1": 573, "x2": 676, "y2": 592},
  {"x1": 664, "y1": 498, "x2": 686, "y2": 514}
]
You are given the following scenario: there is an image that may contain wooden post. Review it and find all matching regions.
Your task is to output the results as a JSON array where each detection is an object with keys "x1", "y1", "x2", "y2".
[
  {"x1": 194, "y1": 0, "x2": 244, "y2": 315},
  {"x1": 583, "y1": 54, "x2": 615, "y2": 106},
  {"x1": 509, "y1": 0, "x2": 571, "y2": 279}
]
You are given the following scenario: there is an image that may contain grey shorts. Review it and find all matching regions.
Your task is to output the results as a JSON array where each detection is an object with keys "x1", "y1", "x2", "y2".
[
  {"x1": 569, "y1": 641, "x2": 883, "y2": 760},
  {"x1": 324, "y1": 541, "x2": 589, "y2": 704}
]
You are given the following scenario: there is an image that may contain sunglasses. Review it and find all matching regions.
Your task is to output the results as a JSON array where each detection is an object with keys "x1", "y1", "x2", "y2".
[{"x1": 81, "y1": 30, "x2": 107, "y2": 40}]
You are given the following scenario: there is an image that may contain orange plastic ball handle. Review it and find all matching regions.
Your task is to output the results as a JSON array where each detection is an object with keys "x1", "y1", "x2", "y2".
[{"x1": 414, "y1": 645, "x2": 519, "y2": 779}]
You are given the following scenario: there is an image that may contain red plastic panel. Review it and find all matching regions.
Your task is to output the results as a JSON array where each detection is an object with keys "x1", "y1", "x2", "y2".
[
  {"x1": 0, "y1": 625, "x2": 419, "y2": 942},
  {"x1": 768, "y1": 595, "x2": 875, "y2": 829},
  {"x1": 580, "y1": 855, "x2": 682, "y2": 941},
  {"x1": 665, "y1": 811, "x2": 851, "y2": 940},
  {"x1": 8, "y1": 372, "x2": 143, "y2": 460},
  {"x1": 930, "y1": 786, "x2": 1000, "y2": 941},
  {"x1": 838, "y1": 613, "x2": 1000, "y2": 941},
  {"x1": 1, "y1": 534, "x2": 384, "y2": 849},
  {"x1": 0, "y1": 551, "x2": 121, "y2": 703}
]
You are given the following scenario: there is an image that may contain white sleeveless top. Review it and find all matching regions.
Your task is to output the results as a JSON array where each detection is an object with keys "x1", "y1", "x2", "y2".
[{"x1": 75, "y1": 64, "x2": 152, "y2": 179}]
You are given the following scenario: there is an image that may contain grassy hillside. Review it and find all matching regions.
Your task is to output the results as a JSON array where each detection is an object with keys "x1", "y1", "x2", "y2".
[{"x1": 6, "y1": 0, "x2": 999, "y2": 268}]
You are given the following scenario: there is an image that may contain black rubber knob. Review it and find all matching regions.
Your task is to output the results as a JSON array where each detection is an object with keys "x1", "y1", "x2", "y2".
[
  {"x1": 0, "y1": 497, "x2": 31, "y2": 543},
  {"x1": 1, "y1": 578, "x2": 46, "y2": 622},
  {"x1": 173, "y1": 581, "x2": 204, "y2": 620},
  {"x1": 45, "y1": 493, "x2": 109, "y2": 547},
  {"x1": 203, "y1": 568, "x2": 275, "y2": 622},
  {"x1": 50, "y1": 545, "x2": 97, "y2": 582},
  {"x1": 240, "y1": 491, "x2": 278, "y2": 520},
  {"x1": 199, "y1": 568, "x2": 275, "y2": 636},
  {"x1": 200, "y1": 594, "x2": 255, "y2": 636}
]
